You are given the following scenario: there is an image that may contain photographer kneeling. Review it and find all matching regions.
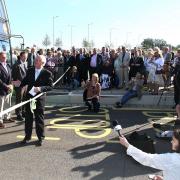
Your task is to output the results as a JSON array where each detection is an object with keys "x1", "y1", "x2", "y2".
[{"x1": 119, "y1": 129, "x2": 180, "y2": 180}]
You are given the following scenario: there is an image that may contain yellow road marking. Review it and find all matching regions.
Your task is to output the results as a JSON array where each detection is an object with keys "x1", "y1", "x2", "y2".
[
  {"x1": 75, "y1": 128, "x2": 111, "y2": 139},
  {"x1": 112, "y1": 107, "x2": 174, "y2": 111},
  {"x1": 59, "y1": 106, "x2": 109, "y2": 114},
  {"x1": 106, "y1": 140, "x2": 119, "y2": 143},
  {"x1": 17, "y1": 135, "x2": 60, "y2": 141},
  {"x1": 54, "y1": 113, "x2": 105, "y2": 117},
  {"x1": 142, "y1": 111, "x2": 174, "y2": 117},
  {"x1": 48, "y1": 107, "x2": 112, "y2": 139}
]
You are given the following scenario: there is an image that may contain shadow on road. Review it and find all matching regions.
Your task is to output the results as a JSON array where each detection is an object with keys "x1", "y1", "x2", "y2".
[
  {"x1": 69, "y1": 138, "x2": 159, "y2": 180},
  {"x1": 0, "y1": 141, "x2": 37, "y2": 152}
]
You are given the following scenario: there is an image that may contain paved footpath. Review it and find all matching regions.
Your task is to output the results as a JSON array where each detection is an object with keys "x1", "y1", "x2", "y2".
[{"x1": 0, "y1": 106, "x2": 175, "y2": 180}]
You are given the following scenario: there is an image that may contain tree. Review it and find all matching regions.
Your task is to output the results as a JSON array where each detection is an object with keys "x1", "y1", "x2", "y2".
[
  {"x1": 42, "y1": 34, "x2": 51, "y2": 49},
  {"x1": 176, "y1": 44, "x2": 180, "y2": 49},
  {"x1": 90, "y1": 40, "x2": 94, "y2": 48},
  {"x1": 82, "y1": 38, "x2": 89, "y2": 48},
  {"x1": 154, "y1": 39, "x2": 167, "y2": 49},
  {"x1": 55, "y1": 37, "x2": 62, "y2": 48},
  {"x1": 141, "y1": 38, "x2": 168, "y2": 49},
  {"x1": 141, "y1": 38, "x2": 154, "y2": 49}
]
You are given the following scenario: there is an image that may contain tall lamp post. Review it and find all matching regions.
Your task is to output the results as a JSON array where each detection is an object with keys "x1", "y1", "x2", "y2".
[
  {"x1": 125, "y1": 32, "x2": 132, "y2": 46},
  {"x1": 53, "y1": 16, "x2": 59, "y2": 47},
  {"x1": 88, "y1": 23, "x2": 93, "y2": 44},
  {"x1": 109, "y1": 27, "x2": 119, "y2": 48},
  {"x1": 68, "y1": 25, "x2": 75, "y2": 48}
]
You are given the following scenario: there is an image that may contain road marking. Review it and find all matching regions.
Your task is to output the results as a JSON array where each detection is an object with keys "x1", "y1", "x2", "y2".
[
  {"x1": 112, "y1": 107, "x2": 174, "y2": 111},
  {"x1": 59, "y1": 106, "x2": 109, "y2": 114},
  {"x1": 48, "y1": 107, "x2": 112, "y2": 139},
  {"x1": 106, "y1": 140, "x2": 119, "y2": 143},
  {"x1": 75, "y1": 128, "x2": 112, "y2": 139},
  {"x1": 17, "y1": 135, "x2": 60, "y2": 141},
  {"x1": 142, "y1": 111, "x2": 174, "y2": 117}
]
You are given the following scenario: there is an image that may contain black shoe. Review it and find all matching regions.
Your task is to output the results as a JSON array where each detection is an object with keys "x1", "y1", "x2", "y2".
[
  {"x1": 85, "y1": 102, "x2": 92, "y2": 110},
  {"x1": 94, "y1": 109, "x2": 99, "y2": 113},
  {"x1": 19, "y1": 138, "x2": 31, "y2": 145},
  {"x1": 36, "y1": 140, "x2": 42, "y2": 146},
  {"x1": 153, "y1": 123, "x2": 162, "y2": 129},
  {"x1": 16, "y1": 115, "x2": 25, "y2": 122},
  {"x1": 115, "y1": 102, "x2": 122, "y2": 108},
  {"x1": 22, "y1": 112, "x2": 26, "y2": 118},
  {"x1": 175, "y1": 120, "x2": 180, "y2": 126}
]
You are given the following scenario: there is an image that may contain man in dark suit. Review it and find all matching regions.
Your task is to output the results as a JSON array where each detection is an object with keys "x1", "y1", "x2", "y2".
[
  {"x1": 27, "y1": 47, "x2": 36, "y2": 68},
  {"x1": 76, "y1": 48, "x2": 89, "y2": 83},
  {"x1": 0, "y1": 52, "x2": 13, "y2": 128},
  {"x1": 89, "y1": 48, "x2": 103, "y2": 78},
  {"x1": 12, "y1": 51, "x2": 28, "y2": 121},
  {"x1": 20, "y1": 55, "x2": 53, "y2": 146}
]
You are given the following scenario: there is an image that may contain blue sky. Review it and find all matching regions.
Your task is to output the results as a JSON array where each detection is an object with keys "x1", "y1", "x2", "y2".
[{"x1": 6, "y1": 0, "x2": 180, "y2": 49}]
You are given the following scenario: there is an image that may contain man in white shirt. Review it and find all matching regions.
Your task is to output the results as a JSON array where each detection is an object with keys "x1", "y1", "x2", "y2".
[{"x1": 89, "y1": 48, "x2": 103, "y2": 78}]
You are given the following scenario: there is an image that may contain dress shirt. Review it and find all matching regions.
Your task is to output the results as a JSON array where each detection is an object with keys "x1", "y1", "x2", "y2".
[
  {"x1": 127, "y1": 144, "x2": 180, "y2": 180},
  {"x1": 0, "y1": 62, "x2": 8, "y2": 72},
  {"x1": 80, "y1": 54, "x2": 84, "y2": 61},
  {"x1": 154, "y1": 57, "x2": 164, "y2": 70},
  {"x1": 90, "y1": 54, "x2": 97, "y2": 67},
  {"x1": 35, "y1": 68, "x2": 42, "y2": 81}
]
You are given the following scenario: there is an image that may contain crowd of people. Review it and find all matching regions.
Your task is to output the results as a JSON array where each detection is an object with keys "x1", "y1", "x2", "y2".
[
  {"x1": 0, "y1": 44, "x2": 180, "y2": 179},
  {"x1": 3, "y1": 45, "x2": 180, "y2": 116}
]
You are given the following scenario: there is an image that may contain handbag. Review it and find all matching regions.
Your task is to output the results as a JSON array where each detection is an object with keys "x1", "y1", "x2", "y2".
[{"x1": 127, "y1": 131, "x2": 155, "y2": 153}]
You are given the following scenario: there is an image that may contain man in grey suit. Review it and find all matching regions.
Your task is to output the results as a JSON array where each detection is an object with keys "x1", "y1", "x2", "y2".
[
  {"x1": 162, "y1": 46, "x2": 172, "y2": 86},
  {"x1": 163, "y1": 46, "x2": 172, "y2": 63},
  {"x1": 12, "y1": 52, "x2": 28, "y2": 121},
  {"x1": 116, "y1": 46, "x2": 130, "y2": 88}
]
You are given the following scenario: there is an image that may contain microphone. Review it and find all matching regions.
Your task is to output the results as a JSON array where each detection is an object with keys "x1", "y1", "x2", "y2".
[{"x1": 112, "y1": 120, "x2": 122, "y2": 137}]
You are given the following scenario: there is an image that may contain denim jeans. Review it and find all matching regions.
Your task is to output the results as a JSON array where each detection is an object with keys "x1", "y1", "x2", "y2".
[{"x1": 121, "y1": 90, "x2": 137, "y2": 105}]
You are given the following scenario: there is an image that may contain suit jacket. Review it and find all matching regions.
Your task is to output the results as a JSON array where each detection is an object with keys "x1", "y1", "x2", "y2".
[
  {"x1": 0, "y1": 63, "x2": 12, "y2": 96},
  {"x1": 163, "y1": 52, "x2": 172, "y2": 63},
  {"x1": 21, "y1": 67, "x2": 53, "y2": 105},
  {"x1": 117, "y1": 52, "x2": 130, "y2": 67},
  {"x1": 12, "y1": 60, "x2": 28, "y2": 82},
  {"x1": 76, "y1": 53, "x2": 89, "y2": 71},
  {"x1": 27, "y1": 53, "x2": 36, "y2": 68}
]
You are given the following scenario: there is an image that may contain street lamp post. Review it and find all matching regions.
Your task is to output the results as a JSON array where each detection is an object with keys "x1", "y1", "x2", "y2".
[
  {"x1": 109, "y1": 28, "x2": 119, "y2": 48},
  {"x1": 88, "y1": 23, "x2": 93, "y2": 44},
  {"x1": 68, "y1": 25, "x2": 75, "y2": 48},
  {"x1": 125, "y1": 32, "x2": 132, "y2": 47},
  {"x1": 53, "y1": 16, "x2": 59, "y2": 47}
]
